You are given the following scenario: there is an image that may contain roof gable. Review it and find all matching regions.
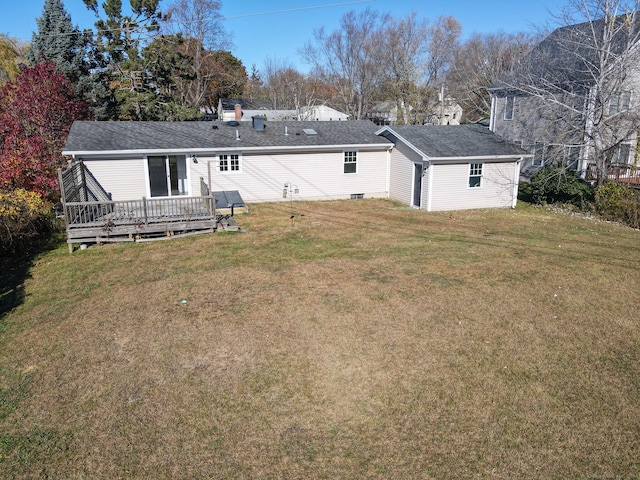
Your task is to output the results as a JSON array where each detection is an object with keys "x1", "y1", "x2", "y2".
[
  {"x1": 378, "y1": 124, "x2": 529, "y2": 159},
  {"x1": 496, "y1": 13, "x2": 640, "y2": 92}
]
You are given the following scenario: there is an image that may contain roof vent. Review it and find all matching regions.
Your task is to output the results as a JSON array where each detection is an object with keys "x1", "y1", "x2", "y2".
[
  {"x1": 212, "y1": 125, "x2": 218, "y2": 130},
  {"x1": 252, "y1": 115, "x2": 265, "y2": 131},
  {"x1": 227, "y1": 120, "x2": 239, "y2": 126}
]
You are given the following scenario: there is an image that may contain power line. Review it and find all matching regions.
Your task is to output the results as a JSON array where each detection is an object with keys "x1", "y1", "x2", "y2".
[{"x1": 30, "y1": 1, "x2": 376, "y2": 39}]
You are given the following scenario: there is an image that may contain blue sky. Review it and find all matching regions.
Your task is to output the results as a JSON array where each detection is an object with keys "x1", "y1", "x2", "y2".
[{"x1": 1, "y1": 0, "x2": 568, "y2": 73}]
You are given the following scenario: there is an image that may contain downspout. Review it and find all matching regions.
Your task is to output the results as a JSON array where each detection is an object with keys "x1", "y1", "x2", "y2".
[
  {"x1": 207, "y1": 159, "x2": 215, "y2": 221},
  {"x1": 385, "y1": 145, "x2": 393, "y2": 197},
  {"x1": 512, "y1": 157, "x2": 522, "y2": 208},
  {"x1": 426, "y1": 160, "x2": 434, "y2": 212},
  {"x1": 489, "y1": 94, "x2": 496, "y2": 132}
]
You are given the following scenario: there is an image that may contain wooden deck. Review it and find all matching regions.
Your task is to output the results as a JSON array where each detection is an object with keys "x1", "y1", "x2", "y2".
[
  {"x1": 58, "y1": 162, "x2": 244, "y2": 252},
  {"x1": 62, "y1": 195, "x2": 230, "y2": 251}
]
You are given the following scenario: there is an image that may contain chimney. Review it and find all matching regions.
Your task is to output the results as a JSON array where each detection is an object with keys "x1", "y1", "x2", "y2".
[{"x1": 234, "y1": 103, "x2": 242, "y2": 122}]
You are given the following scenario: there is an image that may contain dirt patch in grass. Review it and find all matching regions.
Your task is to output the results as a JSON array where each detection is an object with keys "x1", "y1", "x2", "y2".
[{"x1": 1, "y1": 199, "x2": 639, "y2": 478}]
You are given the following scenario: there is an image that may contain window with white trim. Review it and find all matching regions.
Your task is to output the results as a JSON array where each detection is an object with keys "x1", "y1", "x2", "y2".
[
  {"x1": 469, "y1": 163, "x2": 482, "y2": 188},
  {"x1": 218, "y1": 153, "x2": 240, "y2": 173},
  {"x1": 504, "y1": 95, "x2": 515, "y2": 120},
  {"x1": 344, "y1": 151, "x2": 357, "y2": 174},
  {"x1": 611, "y1": 144, "x2": 631, "y2": 164},
  {"x1": 532, "y1": 142, "x2": 546, "y2": 167},
  {"x1": 565, "y1": 145, "x2": 581, "y2": 169},
  {"x1": 609, "y1": 91, "x2": 632, "y2": 115}
]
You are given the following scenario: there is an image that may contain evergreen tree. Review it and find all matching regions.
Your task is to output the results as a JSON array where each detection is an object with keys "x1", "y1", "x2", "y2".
[
  {"x1": 27, "y1": 0, "x2": 91, "y2": 91},
  {"x1": 83, "y1": 0, "x2": 168, "y2": 120}
]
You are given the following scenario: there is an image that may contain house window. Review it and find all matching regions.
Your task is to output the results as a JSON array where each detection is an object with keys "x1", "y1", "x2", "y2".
[
  {"x1": 609, "y1": 91, "x2": 632, "y2": 115},
  {"x1": 469, "y1": 163, "x2": 483, "y2": 188},
  {"x1": 504, "y1": 95, "x2": 515, "y2": 120},
  {"x1": 219, "y1": 153, "x2": 240, "y2": 173},
  {"x1": 532, "y1": 142, "x2": 546, "y2": 167},
  {"x1": 611, "y1": 144, "x2": 631, "y2": 164},
  {"x1": 344, "y1": 151, "x2": 357, "y2": 174},
  {"x1": 566, "y1": 145, "x2": 581, "y2": 169}
]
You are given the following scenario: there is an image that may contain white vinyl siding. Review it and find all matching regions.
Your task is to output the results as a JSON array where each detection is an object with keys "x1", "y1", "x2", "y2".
[
  {"x1": 388, "y1": 140, "x2": 421, "y2": 206},
  {"x1": 190, "y1": 149, "x2": 388, "y2": 203},
  {"x1": 82, "y1": 158, "x2": 147, "y2": 200},
  {"x1": 429, "y1": 161, "x2": 518, "y2": 211}
]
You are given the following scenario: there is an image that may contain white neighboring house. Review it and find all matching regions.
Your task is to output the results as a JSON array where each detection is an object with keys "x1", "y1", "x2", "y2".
[
  {"x1": 217, "y1": 98, "x2": 349, "y2": 122},
  {"x1": 61, "y1": 120, "x2": 528, "y2": 211},
  {"x1": 298, "y1": 105, "x2": 349, "y2": 121}
]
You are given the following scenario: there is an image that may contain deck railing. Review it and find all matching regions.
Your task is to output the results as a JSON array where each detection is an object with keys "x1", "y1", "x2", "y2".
[
  {"x1": 608, "y1": 165, "x2": 640, "y2": 185},
  {"x1": 64, "y1": 195, "x2": 216, "y2": 229}
]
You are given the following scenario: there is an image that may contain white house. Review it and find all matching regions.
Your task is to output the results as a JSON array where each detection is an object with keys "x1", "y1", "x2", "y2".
[{"x1": 61, "y1": 120, "x2": 528, "y2": 212}]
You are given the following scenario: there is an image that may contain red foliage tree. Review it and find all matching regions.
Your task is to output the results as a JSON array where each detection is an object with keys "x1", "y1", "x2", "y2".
[{"x1": 0, "y1": 61, "x2": 88, "y2": 197}]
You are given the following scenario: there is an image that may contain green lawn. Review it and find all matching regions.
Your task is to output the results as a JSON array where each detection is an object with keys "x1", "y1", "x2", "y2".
[{"x1": 1, "y1": 199, "x2": 639, "y2": 479}]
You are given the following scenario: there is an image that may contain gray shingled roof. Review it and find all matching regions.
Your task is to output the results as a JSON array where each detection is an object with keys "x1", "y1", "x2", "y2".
[
  {"x1": 63, "y1": 120, "x2": 392, "y2": 154},
  {"x1": 381, "y1": 124, "x2": 529, "y2": 158},
  {"x1": 494, "y1": 14, "x2": 640, "y2": 92}
]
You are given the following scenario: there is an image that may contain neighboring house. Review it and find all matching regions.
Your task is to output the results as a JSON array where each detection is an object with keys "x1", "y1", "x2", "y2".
[
  {"x1": 217, "y1": 98, "x2": 349, "y2": 122},
  {"x1": 298, "y1": 105, "x2": 349, "y2": 121},
  {"x1": 489, "y1": 15, "x2": 640, "y2": 179},
  {"x1": 368, "y1": 98, "x2": 464, "y2": 126},
  {"x1": 217, "y1": 98, "x2": 297, "y2": 122},
  {"x1": 62, "y1": 120, "x2": 528, "y2": 213},
  {"x1": 427, "y1": 96, "x2": 464, "y2": 126},
  {"x1": 377, "y1": 125, "x2": 528, "y2": 211},
  {"x1": 367, "y1": 101, "x2": 400, "y2": 125}
]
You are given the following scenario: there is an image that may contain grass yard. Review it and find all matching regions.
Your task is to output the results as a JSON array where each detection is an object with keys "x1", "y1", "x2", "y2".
[{"x1": 1, "y1": 198, "x2": 639, "y2": 479}]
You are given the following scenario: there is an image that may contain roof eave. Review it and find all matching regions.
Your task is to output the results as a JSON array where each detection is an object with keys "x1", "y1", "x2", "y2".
[{"x1": 62, "y1": 142, "x2": 392, "y2": 157}]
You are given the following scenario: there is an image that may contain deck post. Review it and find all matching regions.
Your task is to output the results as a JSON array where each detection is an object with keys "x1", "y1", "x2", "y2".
[{"x1": 143, "y1": 197, "x2": 148, "y2": 225}]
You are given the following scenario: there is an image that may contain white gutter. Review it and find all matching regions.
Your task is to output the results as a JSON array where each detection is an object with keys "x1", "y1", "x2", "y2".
[{"x1": 429, "y1": 154, "x2": 533, "y2": 163}]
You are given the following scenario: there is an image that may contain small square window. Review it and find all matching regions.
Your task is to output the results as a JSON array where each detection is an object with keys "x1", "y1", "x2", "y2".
[
  {"x1": 219, "y1": 153, "x2": 240, "y2": 173},
  {"x1": 344, "y1": 151, "x2": 357, "y2": 174},
  {"x1": 469, "y1": 163, "x2": 482, "y2": 188}
]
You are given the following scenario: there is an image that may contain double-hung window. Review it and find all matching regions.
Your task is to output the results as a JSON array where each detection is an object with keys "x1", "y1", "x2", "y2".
[
  {"x1": 504, "y1": 95, "x2": 515, "y2": 120},
  {"x1": 469, "y1": 163, "x2": 483, "y2": 188},
  {"x1": 609, "y1": 91, "x2": 632, "y2": 115},
  {"x1": 219, "y1": 153, "x2": 240, "y2": 173},
  {"x1": 532, "y1": 142, "x2": 546, "y2": 167},
  {"x1": 344, "y1": 151, "x2": 357, "y2": 174},
  {"x1": 611, "y1": 144, "x2": 631, "y2": 164}
]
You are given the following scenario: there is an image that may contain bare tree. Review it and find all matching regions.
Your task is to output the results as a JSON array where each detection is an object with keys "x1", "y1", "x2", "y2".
[
  {"x1": 261, "y1": 58, "x2": 322, "y2": 116},
  {"x1": 447, "y1": 32, "x2": 537, "y2": 122},
  {"x1": 301, "y1": 8, "x2": 385, "y2": 119},
  {"x1": 496, "y1": 0, "x2": 640, "y2": 183},
  {"x1": 375, "y1": 12, "x2": 431, "y2": 124}
]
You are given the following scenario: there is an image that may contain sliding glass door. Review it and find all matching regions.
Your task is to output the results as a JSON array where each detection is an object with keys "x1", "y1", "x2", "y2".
[{"x1": 147, "y1": 155, "x2": 189, "y2": 197}]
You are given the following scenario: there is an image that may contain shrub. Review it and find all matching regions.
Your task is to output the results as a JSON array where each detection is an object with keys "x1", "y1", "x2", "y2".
[
  {"x1": 595, "y1": 181, "x2": 640, "y2": 228},
  {"x1": 530, "y1": 166, "x2": 594, "y2": 207},
  {"x1": 0, "y1": 189, "x2": 55, "y2": 253}
]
